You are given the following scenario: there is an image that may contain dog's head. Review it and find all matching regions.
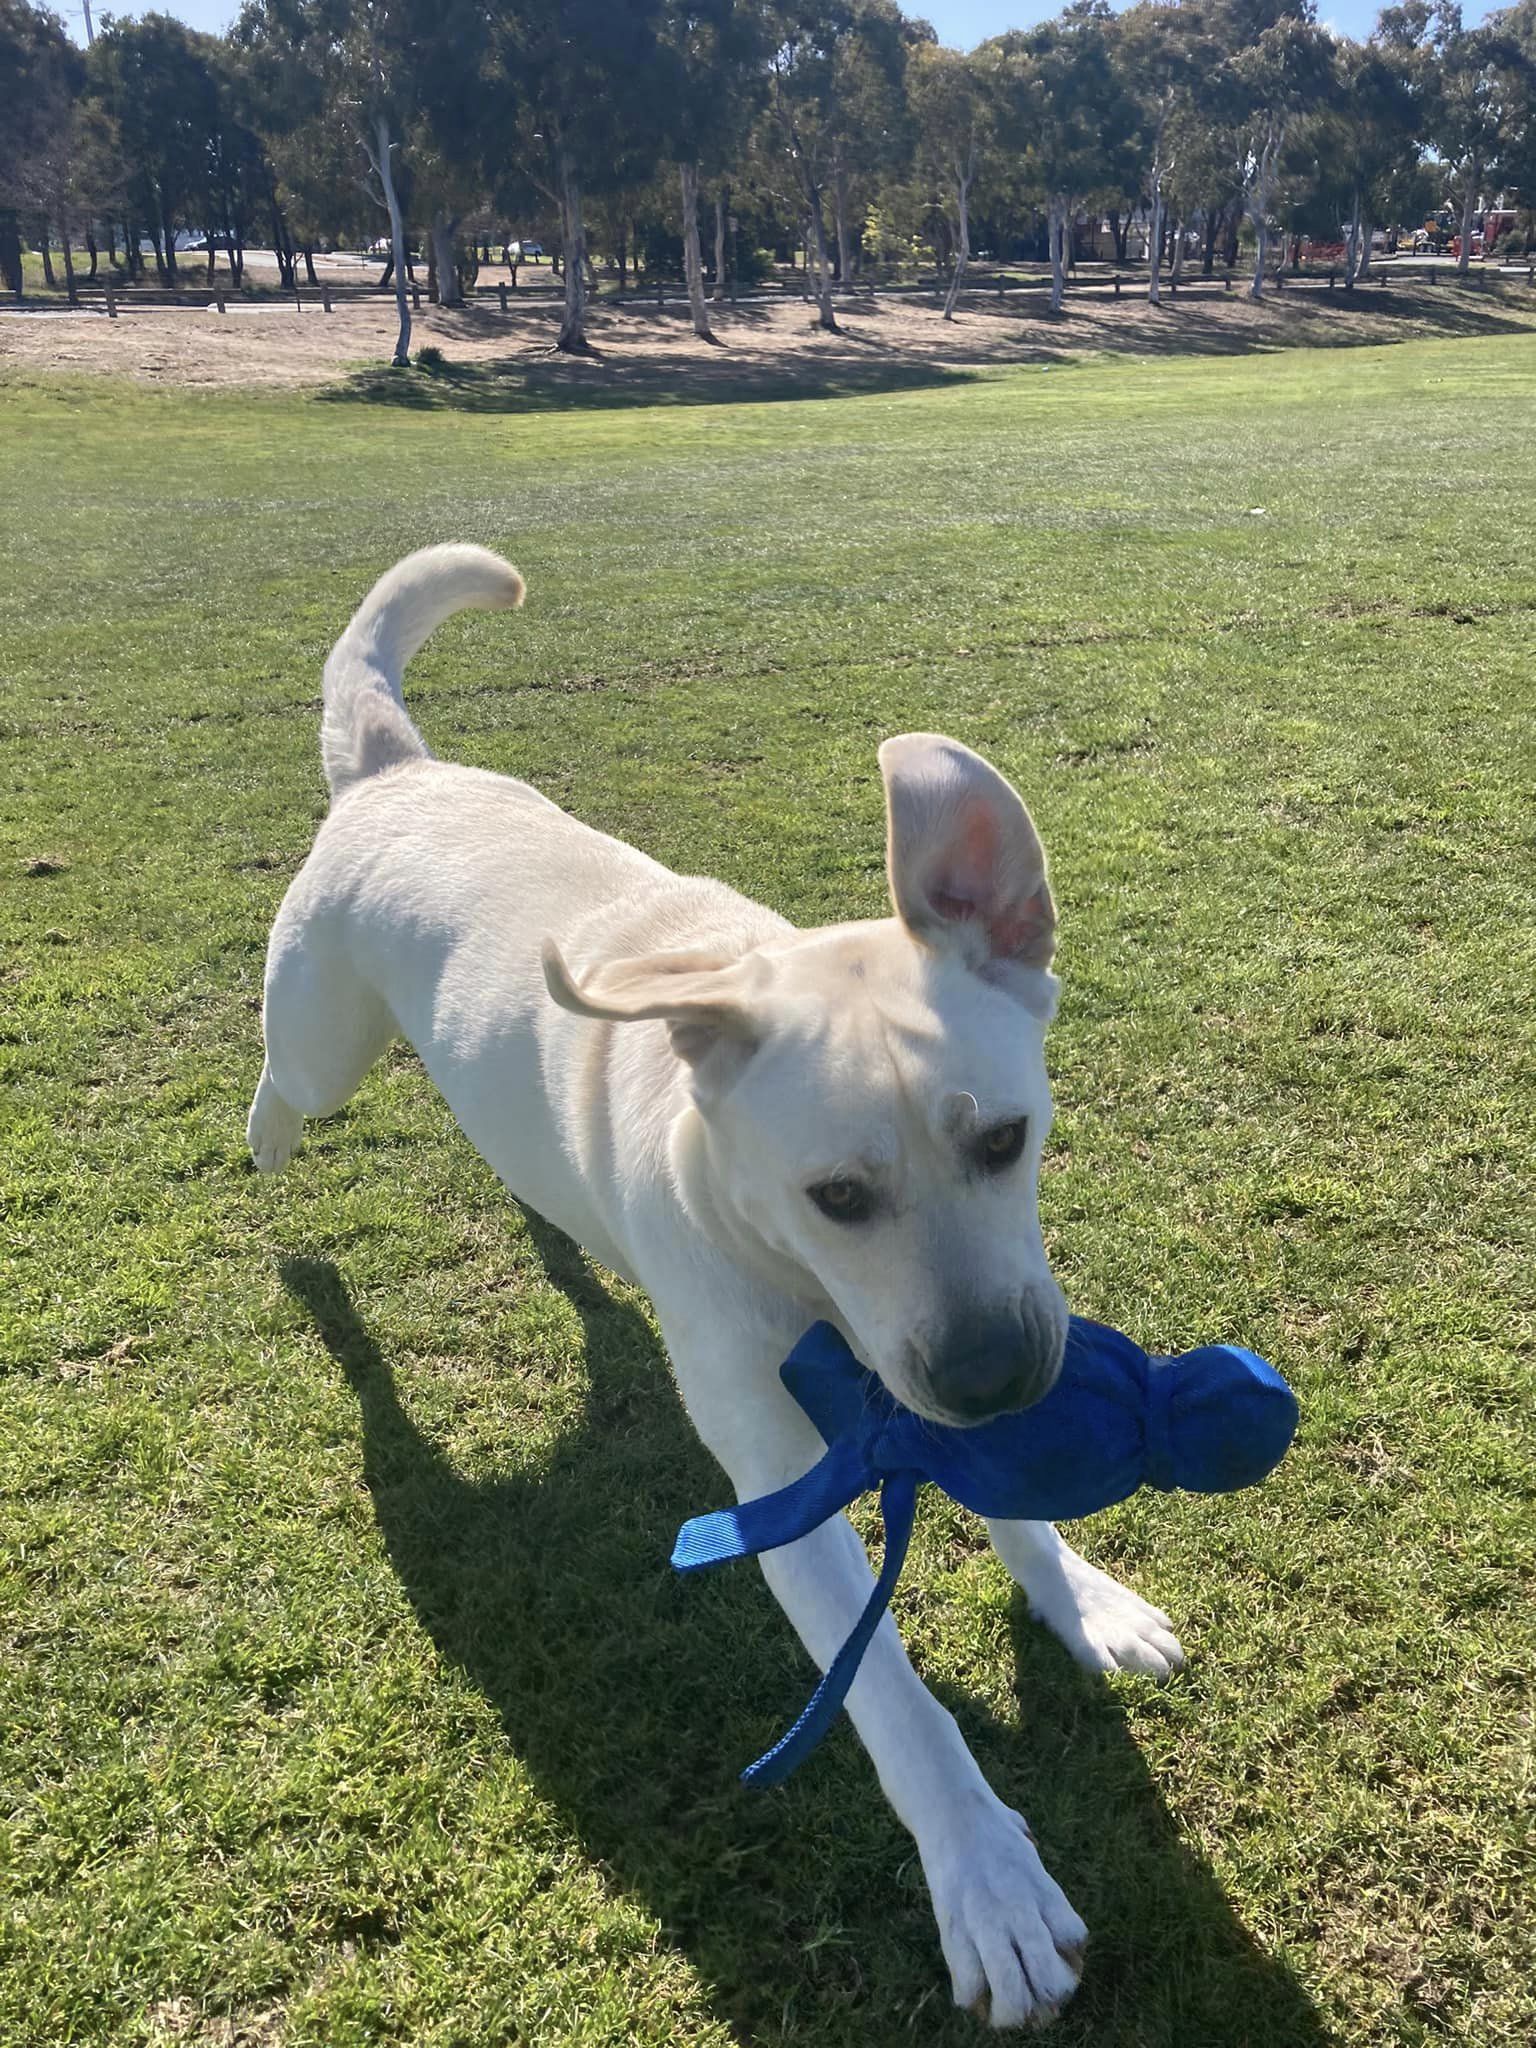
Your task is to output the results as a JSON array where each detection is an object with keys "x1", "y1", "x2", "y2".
[{"x1": 544, "y1": 734, "x2": 1068, "y2": 1427}]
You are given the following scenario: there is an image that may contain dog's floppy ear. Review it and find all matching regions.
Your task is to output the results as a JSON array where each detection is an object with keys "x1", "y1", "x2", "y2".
[
  {"x1": 880, "y1": 733, "x2": 1056, "y2": 972},
  {"x1": 542, "y1": 939, "x2": 760, "y2": 1068}
]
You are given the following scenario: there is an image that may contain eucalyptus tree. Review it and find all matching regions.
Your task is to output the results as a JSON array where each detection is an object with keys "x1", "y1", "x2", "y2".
[
  {"x1": 1323, "y1": 36, "x2": 1419, "y2": 281},
  {"x1": 660, "y1": 0, "x2": 770, "y2": 340},
  {"x1": 759, "y1": 1, "x2": 912, "y2": 330},
  {"x1": 414, "y1": 0, "x2": 666, "y2": 353},
  {"x1": 1118, "y1": 0, "x2": 1214, "y2": 301},
  {"x1": 237, "y1": 0, "x2": 418, "y2": 361},
  {"x1": 90, "y1": 13, "x2": 226, "y2": 282},
  {"x1": 909, "y1": 42, "x2": 992, "y2": 317},
  {"x1": 987, "y1": 3, "x2": 1135, "y2": 314},
  {"x1": 1405, "y1": 2, "x2": 1528, "y2": 272},
  {"x1": 1226, "y1": 9, "x2": 1336, "y2": 296}
]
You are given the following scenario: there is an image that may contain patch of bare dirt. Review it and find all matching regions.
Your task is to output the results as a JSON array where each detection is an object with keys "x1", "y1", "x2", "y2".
[{"x1": 3, "y1": 277, "x2": 1533, "y2": 400}]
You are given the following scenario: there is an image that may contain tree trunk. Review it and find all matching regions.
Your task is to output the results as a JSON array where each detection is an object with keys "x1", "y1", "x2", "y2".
[
  {"x1": 832, "y1": 170, "x2": 852, "y2": 285},
  {"x1": 60, "y1": 226, "x2": 76, "y2": 301},
  {"x1": 1170, "y1": 217, "x2": 1186, "y2": 283},
  {"x1": 86, "y1": 228, "x2": 98, "y2": 278},
  {"x1": 1357, "y1": 215, "x2": 1373, "y2": 281},
  {"x1": 1345, "y1": 185, "x2": 1361, "y2": 287},
  {"x1": 1148, "y1": 169, "x2": 1163, "y2": 305},
  {"x1": 712, "y1": 187, "x2": 727, "y2": 303},
  {"x1": 942, "y1": 171, "x2": 971, "y2": 320},
  {"x1": 556, "y1": 145, "x2": 589, "y2": 352},
  {"x1": 679, "y1": 161, "x2": 715, "y2": 341},
  {"x1": 1048, "y1": 195, "x2": 1066, "y2": 312},
  {"x1": 1249, "y1": 154, "x2": 1273, "y2": 301},
  {"x1": 161, "y1": 208, "x2": 178, "y2": 282},
  {"x1": 39, "y1": 235, "x2": 56, "y2": 288},
  {"x1": 0, "y1": 217, "x2": 21, "y2": 294},
  {"x1": 303, "y1": 246, "x2": 319, "y2": 287},
  {"x1": 1457, "y1": 175, "x2": 1476, "y2": 275},
  {"x1": 804, "y1": 194, "x2": 838, "y2": 332},
  {"x1": 370, "y1": 112, "x2": 411, "y2": 366},
  {"x1": 431, "y1": 213, "x2": 462, "y2": 307},
  {"x1": 616, "y1": 220, "x2": 626, "y2": 292},
  {"x1": 1202, "y1": 210, "x2": 1218, "y2": 275}
]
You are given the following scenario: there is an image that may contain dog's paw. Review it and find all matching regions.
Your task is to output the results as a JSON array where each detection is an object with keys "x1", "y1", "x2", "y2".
[
  {"x1": 248, "y1": 1082, "x2": 305, "y2": 1174},
  {"x1": 1029, "y1": 1551, "x2": 1184, "y2": 1680},
  {"x1": 925, "y1": 1800, "x2": 1086, "y2": 2029}
]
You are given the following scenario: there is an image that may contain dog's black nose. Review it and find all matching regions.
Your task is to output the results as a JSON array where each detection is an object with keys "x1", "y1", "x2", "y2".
[{"x1": 925, "y1": 1310, "x2": 1060, "y2": 1424}]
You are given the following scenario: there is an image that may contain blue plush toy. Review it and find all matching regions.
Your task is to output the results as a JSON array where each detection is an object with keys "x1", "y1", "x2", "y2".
[{"x1": 673, "y1": 1316, "x2": 1297, "y2": 1787}]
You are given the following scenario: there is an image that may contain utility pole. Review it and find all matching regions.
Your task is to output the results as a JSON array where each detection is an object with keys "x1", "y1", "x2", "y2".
[{"x1": 81, "y1": 0, "x2": 94, "y2": 42}]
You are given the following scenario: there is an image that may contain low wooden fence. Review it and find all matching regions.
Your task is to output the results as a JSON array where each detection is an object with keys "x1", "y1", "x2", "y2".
[{"x1": 10, "y1": 257, "x2": 1533, "y2": 319}]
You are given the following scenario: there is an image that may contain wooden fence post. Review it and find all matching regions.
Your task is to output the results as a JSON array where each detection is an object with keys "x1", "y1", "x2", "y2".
[
  {"x1": 656, "y1": 273, "x2": 664, "y2": 307},
  {"x1": 1224, "y1": 272, "x2": 1232, "y2": 291},
  {"x1": 1113, "y1": 273, "x2": 1121, "y2": 297},
  {"x1": 215, "y1": 288, "x2": 226, "y2": 314},
  {"x1": 411, "y1": 280, "x2": 421, "y2": 310},
  {"x1": 321, "y1": 283, "x2": 332, "y2": 313},
  {"x1": 104, "y1": 279, "x2": 117, "y2": 319},
  {"x1": 497, "y1": 281, "x2": 508, "y2": 313}
]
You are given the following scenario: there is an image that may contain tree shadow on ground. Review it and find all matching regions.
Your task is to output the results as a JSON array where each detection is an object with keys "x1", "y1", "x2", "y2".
[
  {"x1": 314, "y1": 281, "x2": 1535, "y2": 418},
  {"x1": 282, "y1": 1229, "x2": 1330, "y2": 2046}
]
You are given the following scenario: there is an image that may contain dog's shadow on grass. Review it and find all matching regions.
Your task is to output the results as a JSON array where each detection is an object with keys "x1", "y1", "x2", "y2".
[{"x1": 282, "y1": 1235, "x2": 1328, "y2": 2048}]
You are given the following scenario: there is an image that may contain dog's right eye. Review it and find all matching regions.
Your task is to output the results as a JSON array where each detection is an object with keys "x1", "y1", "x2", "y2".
[{"x1": 809, "y1": 1179, "x2": 875, "y2": 1224}]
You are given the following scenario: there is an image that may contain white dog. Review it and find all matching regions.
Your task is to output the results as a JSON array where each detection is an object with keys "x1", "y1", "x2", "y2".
[{"x1": 250, "y1": 545, "x2": 1185, "y2": 2028}]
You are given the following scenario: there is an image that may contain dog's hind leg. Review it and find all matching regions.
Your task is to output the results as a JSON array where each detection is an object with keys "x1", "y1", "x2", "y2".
[
  {"x1": 248, "y1": 915, "x2": 394, "y2": 1172},
  {"x1": 986, "y1": 1518, "x2": 1185, "y2": 1679}
]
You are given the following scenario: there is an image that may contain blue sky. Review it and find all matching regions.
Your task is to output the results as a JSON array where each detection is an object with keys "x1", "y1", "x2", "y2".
[{"x1": 63, "y1": 0, "x2": 1489, "y2": 52}]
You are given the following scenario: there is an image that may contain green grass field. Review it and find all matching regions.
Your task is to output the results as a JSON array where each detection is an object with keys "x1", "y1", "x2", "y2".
[{"x1": 3, "y1": 328, "x2": 1533, "y2": 2048}]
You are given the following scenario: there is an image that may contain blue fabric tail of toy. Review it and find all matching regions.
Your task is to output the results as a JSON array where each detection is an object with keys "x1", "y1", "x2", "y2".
[{"x1": 671, "y1": 1442, "x2": 919, "y2": 1788}]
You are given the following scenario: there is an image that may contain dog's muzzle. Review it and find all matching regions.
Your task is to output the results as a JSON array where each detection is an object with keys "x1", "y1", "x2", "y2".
[{"x1": 919, "y1": 1293, "x2": 1067, "y2": 1425}]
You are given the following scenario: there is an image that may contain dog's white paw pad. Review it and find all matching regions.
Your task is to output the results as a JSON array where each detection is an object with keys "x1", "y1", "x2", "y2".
[{"x1": 930, "y1": 1806, "x2": 1086, "y2": 2030}]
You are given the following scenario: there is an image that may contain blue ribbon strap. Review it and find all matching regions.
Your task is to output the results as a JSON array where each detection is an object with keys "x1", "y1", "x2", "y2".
[{"x1": 741, "y1": 1470, "x2": 920, "y2": 1789}]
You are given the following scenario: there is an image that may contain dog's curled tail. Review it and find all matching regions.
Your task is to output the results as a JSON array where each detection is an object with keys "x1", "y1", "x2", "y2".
[{"x1": 320, "y1": 544, "x2": 526, "y2": 797}]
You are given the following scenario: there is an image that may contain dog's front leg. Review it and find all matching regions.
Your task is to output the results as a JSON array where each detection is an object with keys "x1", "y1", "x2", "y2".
[
  {"x1": 665, "y1": 1313, "x2": 1087, "y2": 2028},
  {"x1": 987, "y1": 1519, "x2": 1185, "y2": 1679}
]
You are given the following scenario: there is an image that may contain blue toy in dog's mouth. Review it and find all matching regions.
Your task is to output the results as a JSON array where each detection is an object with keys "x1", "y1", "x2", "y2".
[{"x1": 672, "y1": 1317, "x2": 1298, "y2": 1787}]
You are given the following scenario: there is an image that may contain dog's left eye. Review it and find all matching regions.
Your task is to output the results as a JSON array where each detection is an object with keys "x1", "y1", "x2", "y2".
[{"x1": 975, "y1": 1120, "x2": 1027, "y2": 1172}]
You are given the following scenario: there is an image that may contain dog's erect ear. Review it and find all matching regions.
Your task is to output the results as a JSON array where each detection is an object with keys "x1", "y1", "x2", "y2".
[
  {"x1": 542, "y1": 940, "x2": 760, "y2": 1068},
  {"x1": 879, "y1": 733, "x2": 1056, "y2": 972}
]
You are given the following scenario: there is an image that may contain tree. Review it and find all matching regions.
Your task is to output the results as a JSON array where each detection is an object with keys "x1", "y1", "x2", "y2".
[
  {"x1": 1227, "y1": 10, "x2": 1336, "y2": 297},
  {"x1": 989, "y1": 4, "x2": 1136, "y2": 314},
  {"x1": 1319, "y1": 36, "x2": 1419, "y2": 283},
  {"x1": 90, "y1": 14, "x2": 224, "y2": 283},
  {"x1": 659, "y1": 1, "x2": 769, "y2": 341},
  {"x1": 1407, "y1": 2, "x2": 1528, "y2": 273},
  {"x1": 0, "y1": 0, "x2": 79, "y2": 293},
  {"x1": 909, "y1": 43, "x2": 991, "y2": 318},
  {"x1": 1119, "y1": 1, "x2": 1214, "y2": 303},
  {"x1": 414, "y1": 0, "x2": 666, "y2": 353},
  {"x1": 238, "y1": 0, "x2": 417, "y2": 362}
]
